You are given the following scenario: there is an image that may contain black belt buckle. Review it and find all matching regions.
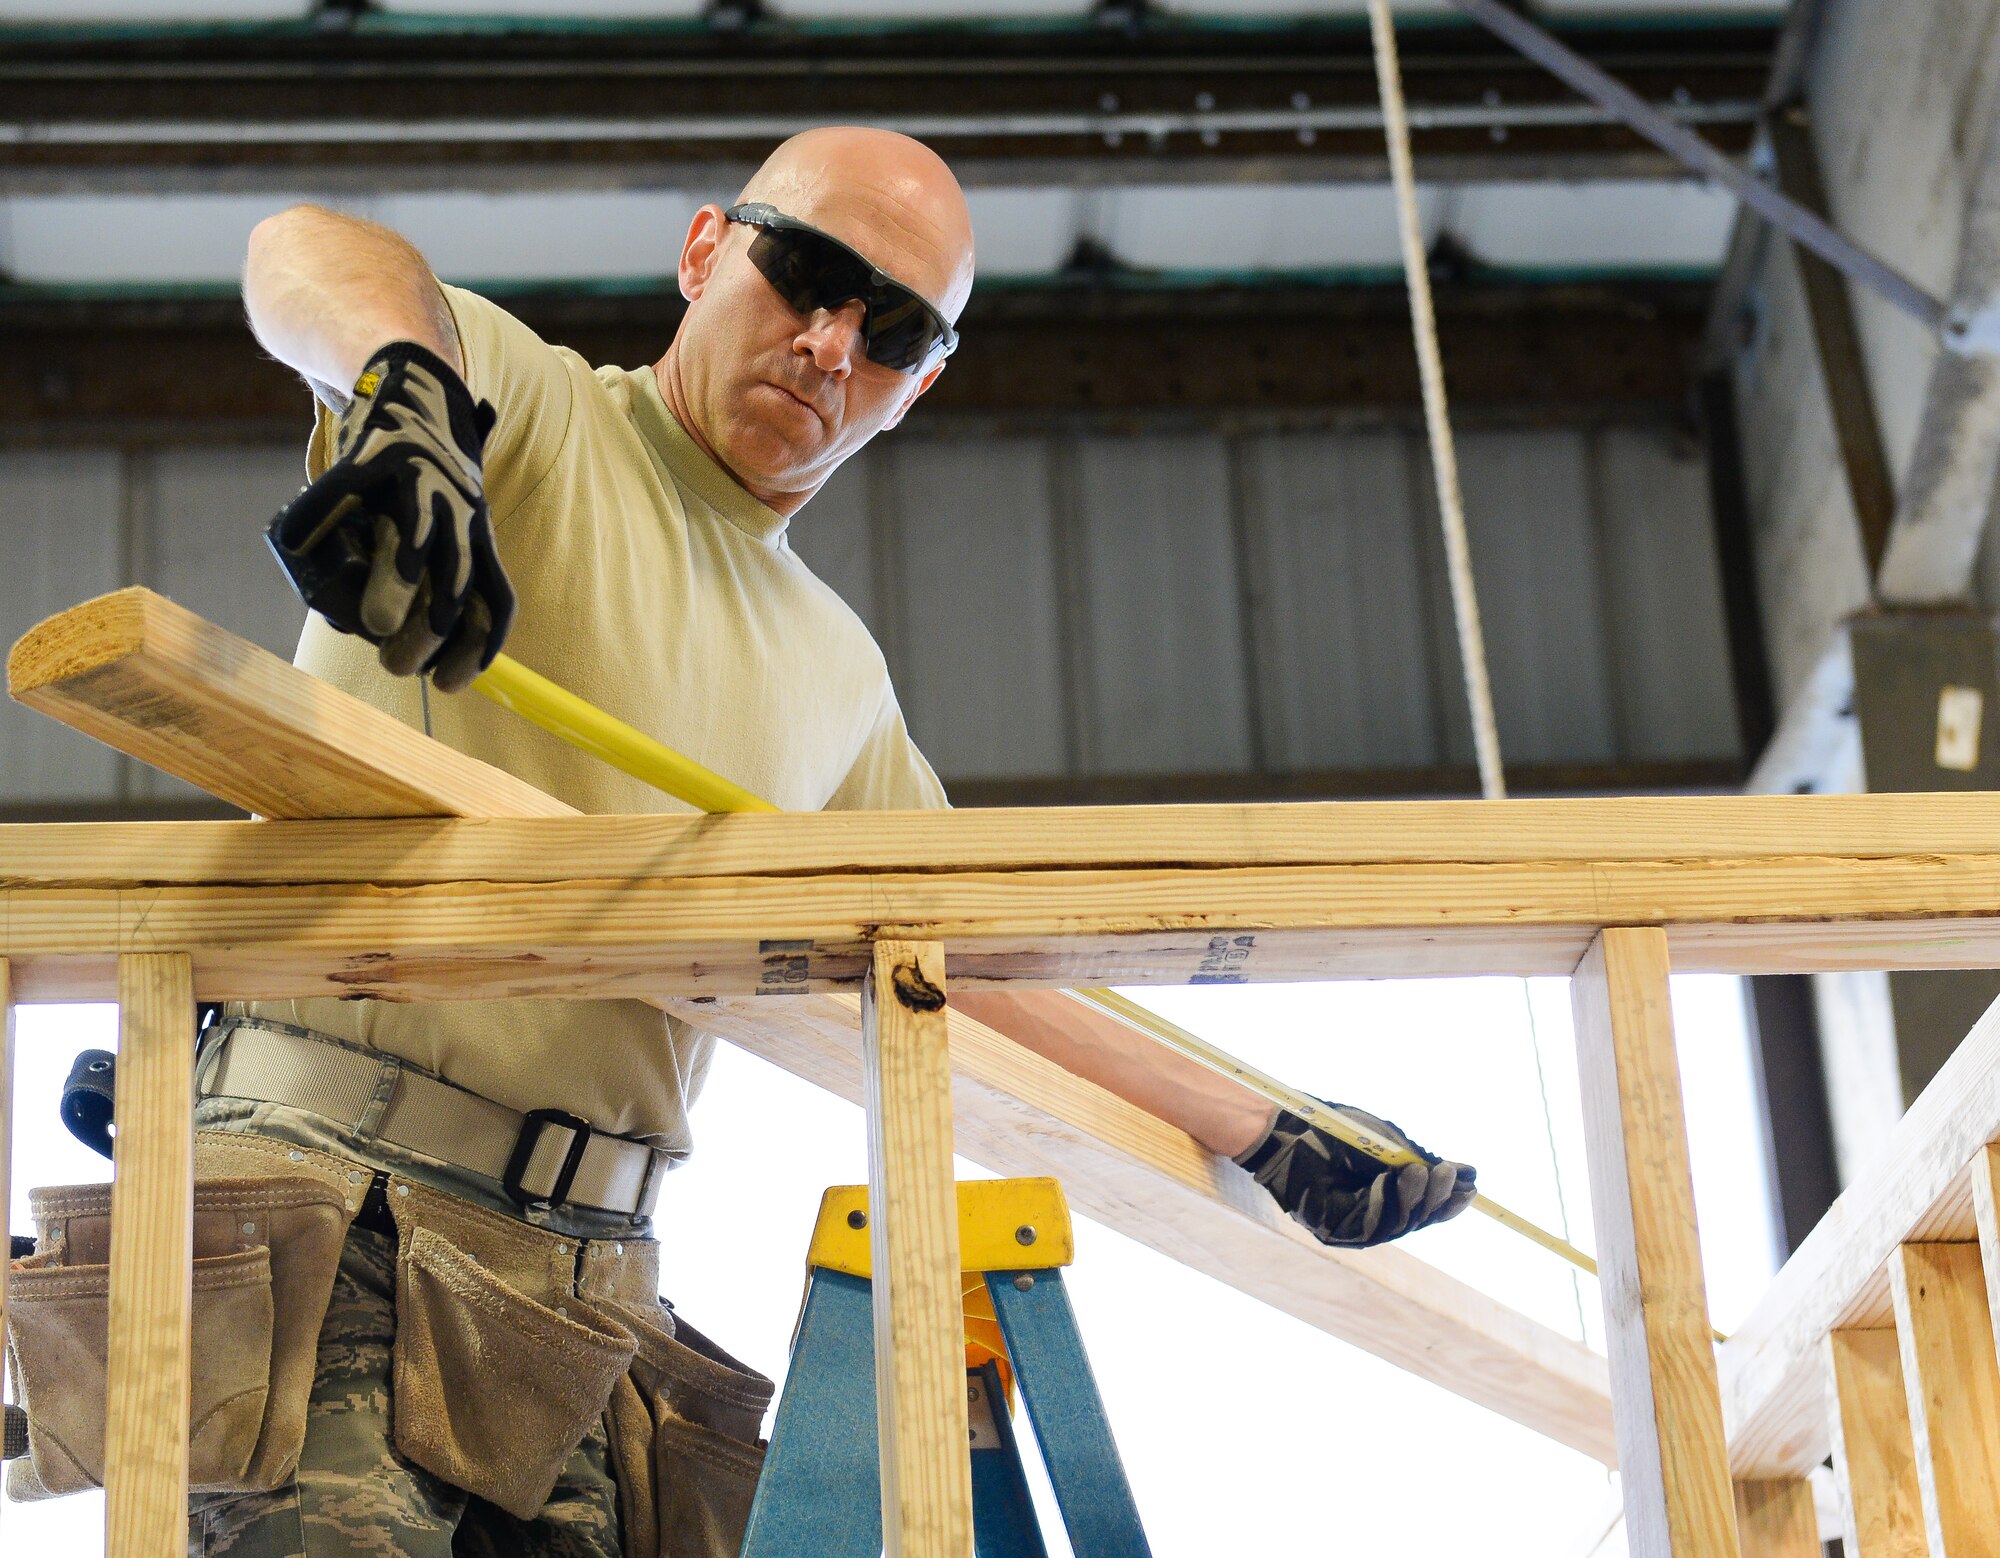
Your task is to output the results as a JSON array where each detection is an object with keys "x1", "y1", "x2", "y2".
[{"x1": 503, "y1": 1108, "x2": 594, "y2": 1211}]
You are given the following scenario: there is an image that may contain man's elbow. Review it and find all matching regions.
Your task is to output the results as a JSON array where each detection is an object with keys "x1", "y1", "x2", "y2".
[{"x1": 246, "y1": 203, "x2": 322, "y2": 270}]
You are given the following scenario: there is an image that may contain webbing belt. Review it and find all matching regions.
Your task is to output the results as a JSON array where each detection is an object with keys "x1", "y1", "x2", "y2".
[{"x1": 197, "y1": 1020, "x2": 667, "y2": 1218}]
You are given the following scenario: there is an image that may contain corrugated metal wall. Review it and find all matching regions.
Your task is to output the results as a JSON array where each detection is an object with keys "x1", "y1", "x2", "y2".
[
  {"x1": 0, "y1": 422, "x2": 1738, "y2": 809},
  {"x1": 801, "y1": 423, "x2": 1739, "y2": 785}
]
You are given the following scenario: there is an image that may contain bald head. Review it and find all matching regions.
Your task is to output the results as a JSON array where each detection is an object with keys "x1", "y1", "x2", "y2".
[
  {"x1": 736, "y1": 127, "x2": 976, "y2": 319},
  {"x1": 655, "y1": 127, "x2": 974, "y2": 518}
]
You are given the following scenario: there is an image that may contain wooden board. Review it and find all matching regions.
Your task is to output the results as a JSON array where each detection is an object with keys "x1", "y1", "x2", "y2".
[
  {"x1": 6, "y1": 593, "x2": 1623, "y2": 1470},
  {"x1": 105, "y1": 951, "x2": 194, "y2": 1558},
  {"x1": 1731, "y1": 1480, "x2": 1819, "y2": 1558},
  {"x1": 1572, "y1": 929, "x2": 1738, "y2": 1558},
  {"x1": 25, "y1": 787, "x2": 2000, "y2": 881},
  {"x1": 18, "y1": 849, "x2": 2000, "y2": 1001},
  {"x1": 1889, "y1": 1242, "x2": 2000, "y2": 1555},
  {"x1": 670, "y1": 990, "x2": 1619, "y2": 1463},
  {"x1": 6, "y1": 588, "x2": 570, "y2": 821},
  {"x1": 1723, "y1": 995, "x2": 2000, "y2": 1478},
  {"x1": 861, "y1": 942, "x2": 971, "y2": 1558},
  {"x1": 1825, "y1": 1329, "x2": 1925, "y2": 1558}
]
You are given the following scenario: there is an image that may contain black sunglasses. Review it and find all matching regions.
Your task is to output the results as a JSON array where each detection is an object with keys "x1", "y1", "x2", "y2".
[{"x1": 725, "y1": 202, "x2": 960, "y2": 373}]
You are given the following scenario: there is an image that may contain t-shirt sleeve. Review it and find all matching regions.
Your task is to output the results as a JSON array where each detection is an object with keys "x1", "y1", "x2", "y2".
[
  {"x1": 826, "y1": 683, "x2": 950, "y2": 812},
  {"x1": 303, "y1": 282, "x2": 575, "y2": 523}
]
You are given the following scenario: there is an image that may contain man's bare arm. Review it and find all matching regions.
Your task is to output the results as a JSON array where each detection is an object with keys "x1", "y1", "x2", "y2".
[
  {"x1": 243, "y1": 204, "x2": 461, "y2": 398},
  {"x1": 954, "y1": 988, "x2": 1478, "y2": 1247},
  {"x1": 950, "y1": 989, "x2": 1272, "y2": 1157}
]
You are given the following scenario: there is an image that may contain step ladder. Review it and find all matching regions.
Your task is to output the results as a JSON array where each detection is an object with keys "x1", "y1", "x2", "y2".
[{"x1": 741, "y1": 1177, "x2": 1151, "y2": 1557}]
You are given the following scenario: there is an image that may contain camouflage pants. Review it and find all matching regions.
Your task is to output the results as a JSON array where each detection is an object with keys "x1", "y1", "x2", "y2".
[{"x1": 186, "y1": 1223, "x2": 621, "y2": 1558}]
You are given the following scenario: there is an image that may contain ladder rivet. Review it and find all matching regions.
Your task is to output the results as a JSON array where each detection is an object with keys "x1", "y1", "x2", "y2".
[
  {"x1": 847, "y1": 1209, "x2": 867, "y2": 1230},
  {"x1": 1015, "y1": 1225, "x2": 1037, "y2": 1245},
  {"x1": 1013, "y1": 1274, "x2": 1034, "y2": 1291}
]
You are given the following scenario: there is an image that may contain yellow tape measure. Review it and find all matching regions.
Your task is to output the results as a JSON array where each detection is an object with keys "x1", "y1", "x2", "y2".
[{"x1": 470, "y1": 655, "x2": 1727, "y2": 1340}]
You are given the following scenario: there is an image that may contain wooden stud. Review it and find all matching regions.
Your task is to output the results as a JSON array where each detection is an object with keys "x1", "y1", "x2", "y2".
[
  {"x1": 105, "y1": 952, "x2": 195, "y2": 1558},
  {"x1": 1571, "y1": 927, "x2": 1738, "y2": 1558},
  {"x1": 1731, "y1": 1480, "x2": 1819, "y2": 1558},
  {"x1": 1824, "y1": 1329, "x2": 1925, "y2": 1558},
  {"x1": 861, "y1": 940, "x2": 971, "y2": 1558},
  {"x1": 6, "y1": 587, "x2": 569, "y2": 821},
  {"x1": 1888, "y1": 1241, "x2": 2000, "y2": 1556}
]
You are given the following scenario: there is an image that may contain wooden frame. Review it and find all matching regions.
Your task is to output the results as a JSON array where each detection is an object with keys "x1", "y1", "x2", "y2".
[{"x1": 13, "y1": 592, "x2": 2000, "y2": 1556}]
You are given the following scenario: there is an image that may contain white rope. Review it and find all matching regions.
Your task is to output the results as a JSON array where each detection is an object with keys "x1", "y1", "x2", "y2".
[
  {"x1": 1364, "y1": 6, "x2": 1656, "y2": 1337},
  {"x1": 1365, "y1": 0, "x2": 1508, "y2": 802}
]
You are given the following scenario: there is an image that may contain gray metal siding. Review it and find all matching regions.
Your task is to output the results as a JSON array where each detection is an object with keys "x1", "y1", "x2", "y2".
[
  {"x1": 1235, "y1": 430, "x2": 1442, "y2": 771},
  {"x1": 0, "y1": 450, "x2": 125, "y2": 802},
  {"x1": 881, "y1": 439, "x2": 1070, "y2": 779},
  {"x1": 1069, "y1": 434, "x2": 1255, "y2": 776},
  {"x1": 0, "y1": 422, "x2": 1739, "y2": 811},
  {"x1": 1591, "y1": 427, "x2": 1741, "y2": 762}
]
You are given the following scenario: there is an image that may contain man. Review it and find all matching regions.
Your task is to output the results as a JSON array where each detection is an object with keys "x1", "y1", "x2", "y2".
[{"x1": 200, "y1": 127, "x2": 1473, "y2": 1555}]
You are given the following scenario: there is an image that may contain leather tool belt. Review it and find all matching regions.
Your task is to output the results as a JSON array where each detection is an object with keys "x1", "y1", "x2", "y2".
[{"x1": 197, "y1": 1018, "x2": 668, "y2": 1219}]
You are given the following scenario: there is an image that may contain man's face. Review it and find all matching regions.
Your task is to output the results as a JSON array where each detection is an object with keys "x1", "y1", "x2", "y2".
[{"x1": 672, "y1": 196, "x2": 961, "y2": 507}]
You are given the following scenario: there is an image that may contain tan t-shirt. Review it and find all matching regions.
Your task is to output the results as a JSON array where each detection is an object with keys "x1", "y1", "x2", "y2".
[{"x1": 250, "y1": 284, "x2": 946, "y2": 1160}]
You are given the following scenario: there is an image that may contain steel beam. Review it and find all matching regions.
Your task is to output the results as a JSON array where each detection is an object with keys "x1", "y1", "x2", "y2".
[
  {"x1": 1443, "y1": 0, "x2": 1944, "y2": 331},
  {"x1": 1767, "y1": 106, "x2": 1896, "y2": 579},
  {"x1": 0, "y1": 277, "x2": 1710, "y2": 442},
  {"x1": 0, "y1": 17, "x2": 1774, "y2": 192}
]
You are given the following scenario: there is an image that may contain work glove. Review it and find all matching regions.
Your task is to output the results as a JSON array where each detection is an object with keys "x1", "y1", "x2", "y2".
[
  {"x1": 266, "y1": 340, "x2": 513, "y2": 693},
  {"x1": 1234, "y1": 1099, "x2": 1476, "y2": 1248}
]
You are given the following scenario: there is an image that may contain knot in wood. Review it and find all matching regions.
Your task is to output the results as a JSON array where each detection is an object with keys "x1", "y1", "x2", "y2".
[{"x1": 889, "y1": 959, "x2": 947, "y2": 1013}]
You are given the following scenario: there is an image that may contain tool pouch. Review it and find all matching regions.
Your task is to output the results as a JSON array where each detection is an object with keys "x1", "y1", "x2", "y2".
[
  {"x1": 386, "y1": 1180, "x2": 639, "y2": 1521},
  {"x1": 601, "y1": 1281, "x2": 772, "y2": 1558},
  {"x1": 3, "y1": 1171, "x2": 351, "y2": 1500}
]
